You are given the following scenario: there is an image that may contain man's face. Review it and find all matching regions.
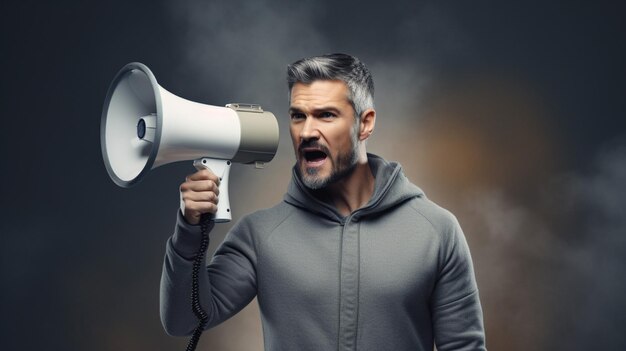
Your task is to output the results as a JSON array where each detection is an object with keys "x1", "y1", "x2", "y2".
[{"x1": 289, "y1": 80, "x2": 360, "y2": 189}]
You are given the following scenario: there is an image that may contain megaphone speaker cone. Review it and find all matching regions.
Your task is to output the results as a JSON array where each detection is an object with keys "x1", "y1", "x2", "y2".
[{"x1": 101, "y1": 62, "x2": 162, "y2": 187}]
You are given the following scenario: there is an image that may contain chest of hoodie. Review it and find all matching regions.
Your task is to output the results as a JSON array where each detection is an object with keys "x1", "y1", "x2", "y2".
[{"x1": 255, "y1": 203, "x2": 439, "y2": 319}]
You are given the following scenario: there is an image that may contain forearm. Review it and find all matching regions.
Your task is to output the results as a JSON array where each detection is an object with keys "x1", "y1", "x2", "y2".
[
  {"x1": 160, "y1": 212, "x2": 213, "y2": 336},
  {"x1": 432, "y1": 216, "x2": 487, "y2": 350},
  {"x1": 159, "y1": 211, "x2": 258, "y2": 336},
  {"x1": 432, "y1": 289, "x2": 486, "y2": 351}
]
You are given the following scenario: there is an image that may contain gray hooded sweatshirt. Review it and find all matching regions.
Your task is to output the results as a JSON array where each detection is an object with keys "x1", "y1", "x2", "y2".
[{"x1": 160, "y1": 154, "x2": 486, "y2": 350}]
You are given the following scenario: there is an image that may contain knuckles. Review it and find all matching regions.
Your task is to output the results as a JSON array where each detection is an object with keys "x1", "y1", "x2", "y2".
[
  {"x1": 184, "y1": 200, "x2": 217, "y2": 214},
  {"x1": 182, "y1": 192, "x2": 219, "y2": 206},
  {"x1": 179, "y1": 179, "x2": 220, "y2": 194},
  {"x1": 186, "y1": 169, "x2": 220, "y2": 182}
]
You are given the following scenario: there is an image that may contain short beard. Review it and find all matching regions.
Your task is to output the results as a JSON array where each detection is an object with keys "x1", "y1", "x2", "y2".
[
  {"x1": 300, "y1": 122, "x2": 360, "y2": 190},
  {"x1": 301, "y1": 145, "x2": 358, "y2": 190}
]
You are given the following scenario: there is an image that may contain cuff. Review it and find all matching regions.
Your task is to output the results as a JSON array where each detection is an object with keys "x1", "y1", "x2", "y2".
[{"x1": 170, "y1": 210, "x2": 215, "y2": 260}]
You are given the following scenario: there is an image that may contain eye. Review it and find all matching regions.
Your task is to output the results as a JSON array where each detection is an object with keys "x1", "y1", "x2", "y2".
[
  {"x1": 290, "y1": 112, "x2": 306, "y2": 120},
  {"x1": 319, "y1": 111, "x2": 336, "y2": 119}
]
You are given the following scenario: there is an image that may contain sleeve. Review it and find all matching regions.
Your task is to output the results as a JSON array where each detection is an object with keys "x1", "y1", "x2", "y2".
[
  {"x1": 431, "y1": 215, "x2": 487, "y2": 351},
  {"x1": 159, "y1": 211, "x2": 258, "y2": 336}
]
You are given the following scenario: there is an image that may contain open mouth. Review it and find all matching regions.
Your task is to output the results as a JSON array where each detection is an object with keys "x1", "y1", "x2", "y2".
[
  {"x1": 302, "y1": 149, "x2": 328, "y2": 166},
  {"x1": 304, "y1": 150, "x2": 327, "y2": 162}
]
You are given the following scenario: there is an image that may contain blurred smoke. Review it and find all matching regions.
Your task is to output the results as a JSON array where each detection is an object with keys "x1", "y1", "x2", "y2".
[
  {"x1": 165, "y1": 0, "x2": 326, "y2": 106},
  {"x1": 544, "y1": 138, "x2": 626, "y2": 350},
  {"x1": 413, "y1": 74, "x2": 626, "y2": 349},
  {"x1": 467, "y1": 138, "x2": 626, "y2": 351}
]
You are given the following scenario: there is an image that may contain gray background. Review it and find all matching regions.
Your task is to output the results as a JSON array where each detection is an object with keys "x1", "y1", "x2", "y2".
[{"x1": 1, "y1": 0, "x2": 625, "y2": 350}]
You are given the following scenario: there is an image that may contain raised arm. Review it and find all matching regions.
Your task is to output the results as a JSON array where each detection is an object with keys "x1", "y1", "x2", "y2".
[{"x1": 159, "y1": 169, "x2": 258, "y2": 336}]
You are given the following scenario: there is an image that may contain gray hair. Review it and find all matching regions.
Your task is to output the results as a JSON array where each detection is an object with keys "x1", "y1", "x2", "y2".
[{"x1": 287, "y1": 53, "x2": 374, "y2": 118}]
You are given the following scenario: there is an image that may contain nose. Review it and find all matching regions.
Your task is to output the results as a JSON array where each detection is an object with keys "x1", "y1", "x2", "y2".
[{"x1": 299, "y1": 117, "x2": 320, "y2": 141}]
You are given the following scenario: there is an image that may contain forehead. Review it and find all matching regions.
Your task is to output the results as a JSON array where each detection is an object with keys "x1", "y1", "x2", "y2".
[{"x1": 289, "y1": 80, "x2": 350, "y2": 108}]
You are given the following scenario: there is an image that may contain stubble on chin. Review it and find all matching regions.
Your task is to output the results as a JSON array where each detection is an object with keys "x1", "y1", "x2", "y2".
[
  {"x1": 300, "y1": 147, "x2": 358, "y2": 190},
  {"x1": 300, "y1": 163, "x2": 326, "y2": 190}
]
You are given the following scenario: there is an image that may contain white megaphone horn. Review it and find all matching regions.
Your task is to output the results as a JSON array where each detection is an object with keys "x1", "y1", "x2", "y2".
[{"x1": 100, "y1": 62, "x2": 279, "y2": 222}]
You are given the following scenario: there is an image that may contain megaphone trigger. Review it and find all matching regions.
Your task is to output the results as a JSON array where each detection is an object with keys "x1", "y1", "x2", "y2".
[{"x1": 193, "y1": 158, "x2": 232, "y2": 223}]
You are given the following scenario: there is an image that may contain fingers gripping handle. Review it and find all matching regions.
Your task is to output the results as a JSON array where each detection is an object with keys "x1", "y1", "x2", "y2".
[{"x1": 193, "y1": 158, "x2": 232, "y2": 223}]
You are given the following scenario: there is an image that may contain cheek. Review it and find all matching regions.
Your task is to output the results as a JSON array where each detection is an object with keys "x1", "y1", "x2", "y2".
[{"x1": 330, "y1": 131, "x2": 353, "y2": 152}]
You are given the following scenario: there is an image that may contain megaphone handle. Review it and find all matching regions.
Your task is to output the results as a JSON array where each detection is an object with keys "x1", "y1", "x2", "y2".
[{"x1": 193, "y1": 158, "x2": 232, "y2": 223}]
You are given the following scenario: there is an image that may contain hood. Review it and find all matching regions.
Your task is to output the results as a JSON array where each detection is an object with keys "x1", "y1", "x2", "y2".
[{"x1": 284, "y1": 153, "x2": 424, "y2": 223}]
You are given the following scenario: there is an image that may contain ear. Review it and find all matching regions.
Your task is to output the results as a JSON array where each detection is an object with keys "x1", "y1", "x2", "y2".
[{"x1": 358, "y1": 108, "x2": 376, "y2": 141}]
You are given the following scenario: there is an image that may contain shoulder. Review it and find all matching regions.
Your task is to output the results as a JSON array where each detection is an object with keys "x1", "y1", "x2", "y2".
[
  {"x1": 402, "y1": 195, "x2": 468, "y2": 260},
  {"x1": 406, "y1": 196, "x2": 475, "y2": 269},
  {"x1": 406, "y1": 195, "x2": 460, "y2": 235},
  {"x1": 233, "y1": 201, "x2": 294, "y2": 235},
  {"x1": 217, "y1": 202, "x2": 294, "y2": 256}
]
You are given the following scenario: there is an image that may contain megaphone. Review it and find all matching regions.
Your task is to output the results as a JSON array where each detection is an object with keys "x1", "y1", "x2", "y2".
[{"x1": 101, "y1": 62, "x2": 279, "y2": 222}]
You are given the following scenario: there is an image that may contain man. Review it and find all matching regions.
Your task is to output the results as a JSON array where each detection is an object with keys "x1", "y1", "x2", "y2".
[{"x1": 160, "y1": 53, "x2": 487, "y2": 350}]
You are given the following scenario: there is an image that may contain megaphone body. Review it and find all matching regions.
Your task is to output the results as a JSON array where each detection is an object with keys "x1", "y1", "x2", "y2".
[{"x1": 101, "y1": 62, "x2": 279, "y2": 222}]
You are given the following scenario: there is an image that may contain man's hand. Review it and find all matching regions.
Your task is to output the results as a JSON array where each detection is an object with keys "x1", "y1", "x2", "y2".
[{"x1": 180, "y1": 168, "x2": 221, "y2": 225}]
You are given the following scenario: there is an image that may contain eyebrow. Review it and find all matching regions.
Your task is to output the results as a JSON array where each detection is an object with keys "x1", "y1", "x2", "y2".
[{"x1": 288, "y1": 106, "x2": 341, "y2": 115}]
